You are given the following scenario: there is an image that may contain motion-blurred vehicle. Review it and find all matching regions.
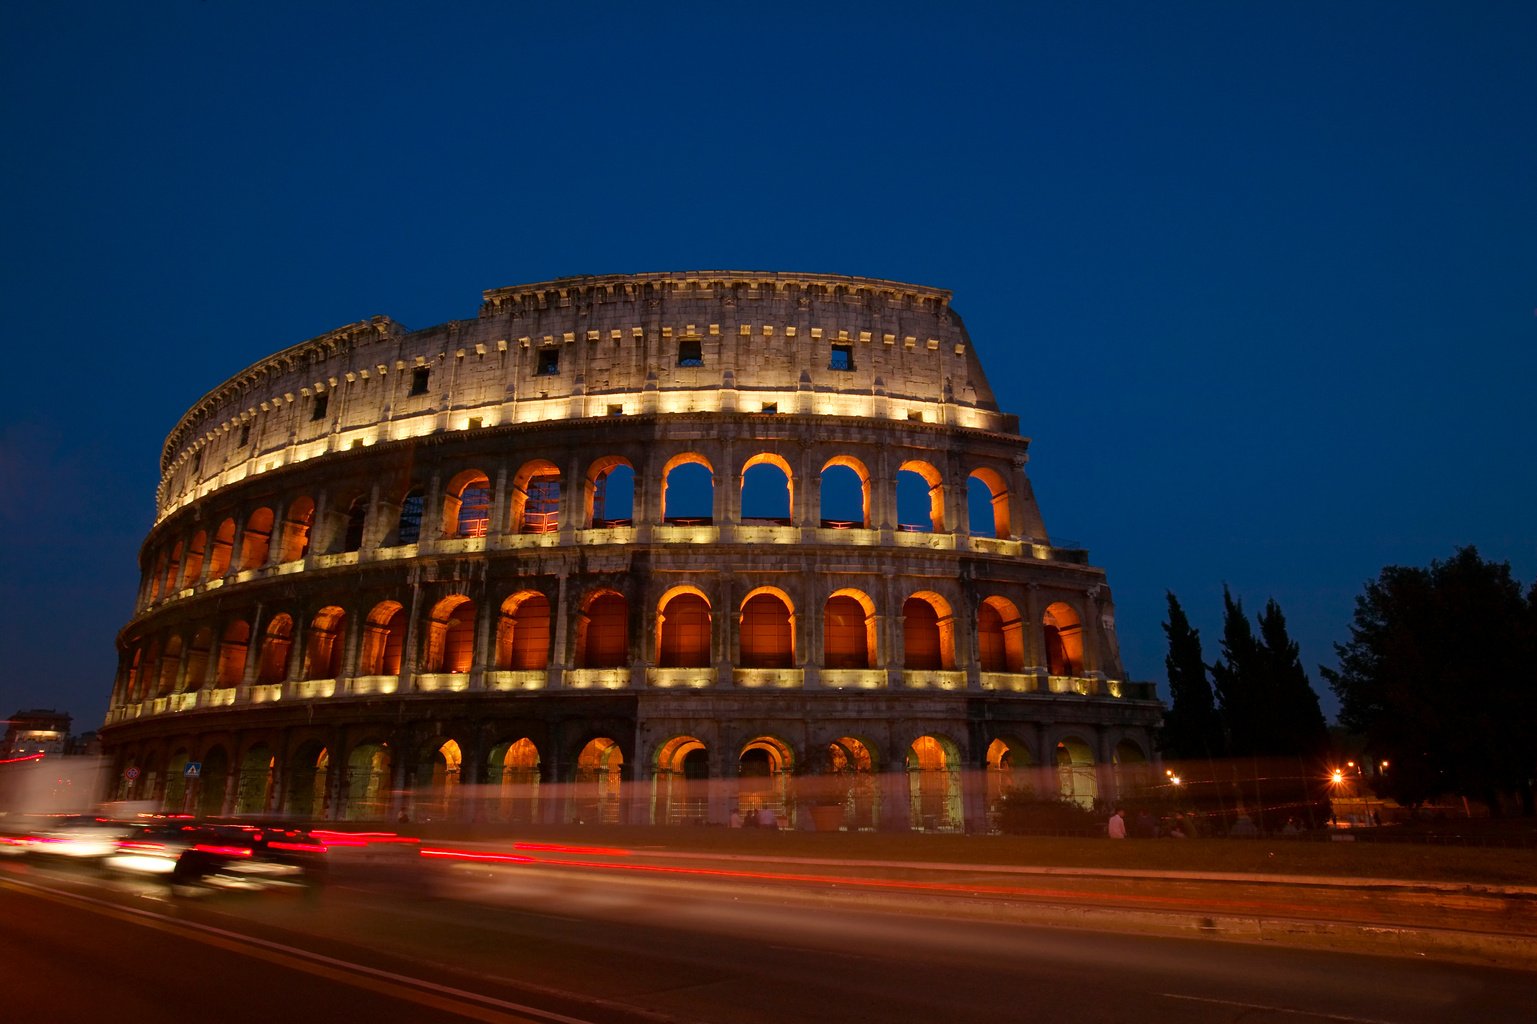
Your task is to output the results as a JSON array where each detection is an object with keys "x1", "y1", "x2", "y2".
[
  {"x1": 0, "y1": 814, "x2": 138, "y2": 860},
  {"x1": 106, "y1": 822, "x2": 327, "y2": 894}
]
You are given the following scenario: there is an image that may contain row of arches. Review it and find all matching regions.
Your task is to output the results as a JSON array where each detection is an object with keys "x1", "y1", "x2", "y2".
[
  {"x1": 117, "y1": 730, "x2": 1152, "y2": 827},
  {"x1": 141, "y1": 451, "x2": 1024, "y2": 606},
  {"x1": 117, "y1": 586, "x2": 1089, "y2": 701}
]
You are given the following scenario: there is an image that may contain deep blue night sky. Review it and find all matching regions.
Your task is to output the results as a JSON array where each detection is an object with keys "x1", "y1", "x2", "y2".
[{"x1": 3, "y1": 2, "x2": 1534, "y2": 732}]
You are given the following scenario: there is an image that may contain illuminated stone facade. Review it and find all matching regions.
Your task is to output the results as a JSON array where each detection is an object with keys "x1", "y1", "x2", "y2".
[{"x1": 102, "y1": 272, "x2": 1159, "y2": 828}]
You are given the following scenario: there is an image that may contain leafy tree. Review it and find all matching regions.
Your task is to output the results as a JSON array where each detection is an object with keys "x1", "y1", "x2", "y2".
[
  {"x1": 1323, "y1": 547, "x2": 1536, "y2": 815},
  {"x1": 1159, "y1": 592, "x2": 1222, "y2": 759}
]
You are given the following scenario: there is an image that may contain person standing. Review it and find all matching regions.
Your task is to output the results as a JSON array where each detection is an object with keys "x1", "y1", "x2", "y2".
[{"x1": 1107, "y1": 807, "x2": 1127, "y2": 839}]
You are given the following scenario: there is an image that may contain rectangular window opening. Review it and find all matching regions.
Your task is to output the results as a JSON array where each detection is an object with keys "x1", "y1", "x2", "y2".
[
  {"x1": 677, "y1": 339, "x2": 703, "y2": 367},
  {"x1": 829, "y1": 344, "x2": 854, "y2": 371},
  {"x1": 238, "y1": 423, "x2": 251, "y2": 447},
  {"x1": 537, "y1": 349, "x2": 560, "y2": 376},
  {"x1": 410, "y1": 367, "x2": 431, "y2": 396},
  {"x1": 311, "y1": 394, "x2": 329, "y2": 421},
  {"x1": 607, "y1": 404, "x2": 624, "y2": 416},
  {"x1": 760, "y1": 402, "x2": 778, "y2": 415}
]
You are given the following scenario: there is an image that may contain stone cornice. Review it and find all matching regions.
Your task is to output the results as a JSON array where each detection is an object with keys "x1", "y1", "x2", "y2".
[
  {"x1": 162, "y1": 316, "x2": 400, "y2": 472},
  {"x1": 479, "y1": 271, "x2": 953, "y2": 317}
]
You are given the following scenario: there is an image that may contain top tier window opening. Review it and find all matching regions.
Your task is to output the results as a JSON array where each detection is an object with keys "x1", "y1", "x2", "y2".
[
  {"x1": 677, "y1": 339, "x2": 703, "y2": 367},
  {"x1": 536, "y1": 349, "x2": 560, "y2": 376},
  {"x1": 829, "y1": 344, "x2": 854, "y2": 372},
  {"x1": 410, "y1": 366, "x2": 431, "y2": 396}
]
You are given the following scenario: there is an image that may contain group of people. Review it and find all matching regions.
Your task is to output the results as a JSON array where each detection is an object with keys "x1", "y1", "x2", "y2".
[
  {"x1": 729, "y1": 805, "x2": 779, "y2": 829},
  {"x1": 1106, "y1": 807, "x2": 1195, "y2": 839}
]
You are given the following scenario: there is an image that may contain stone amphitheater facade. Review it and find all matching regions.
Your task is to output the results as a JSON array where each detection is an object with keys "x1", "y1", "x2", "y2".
[{"x1": 102, "y1": 271, "x2": 1161, "y2": 830}]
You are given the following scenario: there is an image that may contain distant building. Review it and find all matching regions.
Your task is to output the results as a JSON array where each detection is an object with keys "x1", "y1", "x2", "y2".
[
  {"x1": 102, "y1": 272, "x2": 1161, "y2": 826},
  {"x1": 3, "y1": 709, "x2": 72, "y2": 759}
]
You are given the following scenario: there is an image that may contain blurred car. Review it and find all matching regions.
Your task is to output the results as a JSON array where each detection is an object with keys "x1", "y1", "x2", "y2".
[
  {"x1": 0, "y1": 815, "x2": 138, "y2": 860},
  {"x1": 106, "y1": 822, "x2": 327, "y2": 893}
]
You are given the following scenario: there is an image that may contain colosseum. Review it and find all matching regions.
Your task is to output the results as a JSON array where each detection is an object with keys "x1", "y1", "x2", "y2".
[{"x1": 102, "y1": 271, "x2": 1161, "y2": 831}]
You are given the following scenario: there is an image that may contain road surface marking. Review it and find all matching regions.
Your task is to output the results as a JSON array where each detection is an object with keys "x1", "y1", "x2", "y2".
[
  {"x1": 1162, "y1": 992, "x2": 1402, "y2": 1023},
  {"x1": 1, "y1": 876, "x2": 599, "y2": 1024}
]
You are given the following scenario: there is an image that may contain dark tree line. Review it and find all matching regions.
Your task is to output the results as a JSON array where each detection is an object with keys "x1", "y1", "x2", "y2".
[
  {"x1": 1162, "y1": 548, "x2": 1537, "y2": 821},
  {"x1": 1160, "y1": 590, "x2": 1329, "y2": 764},
  {"x1": 1159, "y1": 589, "x2": 1331, "y2": 828},
  {"x1": 1322, "y1": 547, "x2": 1536, "y2": 816}
]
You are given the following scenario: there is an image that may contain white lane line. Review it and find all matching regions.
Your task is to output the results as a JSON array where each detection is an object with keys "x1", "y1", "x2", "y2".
[{"x1": 1161, "y1": 992, "x2": 1404, "y2": 1024}]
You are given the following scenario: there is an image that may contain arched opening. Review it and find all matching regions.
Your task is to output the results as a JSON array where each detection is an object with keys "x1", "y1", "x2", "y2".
[
  {"x1": 822, "y1": 736, "x2": 880, "y2": 829},
  {"x1": 121, "y1": 646, "x2": 144, "y2": 704},
  {"x1": 197, "y1": 746, "x2": 230, "y2": 817},
  {"x1": 512, "y1": 460, "x2": 562, "y2": 534},
  {"x1": 662, "y1": 454, "x2": 713, "y2": 524},
  {"x1": 147, "y1": 551, "x2": 166, "y2": 603},
  {"x1": 342, "y1": 496, "x2": 368, "y2": 552},
  {"x1": 417, "y1": 738, "x2": 461, "y2": 822},
  {"x1": 256, "y1": 615, "x2": 293, "y2": 684},
  {"x1": 185, "y1": 628, "x2": 213, "y2": 691},
  {"x1": 236, "y1": 743, "x2": 274, "y2": 815},
  {"x1": 824, "y1": 590, "x2": 876, "y2": 669},
  {"x1": 902, "y1": 592, "x2": 955, "y2": 670},
  {"x1": 279, "y1": 496, "x2": 315, "y2": 561},
  {"x1": 345, "y1": 741, "x2": 391, "y2": 820},
  {"x1": 907, "y1": 735, "x2": 962, "y2": 831},
  {"x1": 136, "y1": 640, "x2": 160, "y2": 702},
  {"x1": 395, "y1": 488, "x2": 426, "y2": 545},
  {"x1": 359, "y1": 601, "x2": 405, "y2": 676},
  {"x1": 161, "y1": 542, "x2": 183, "y2": 599},
  {"x1": 819, "y1": 456, "x2": 870, "y2": 529},
  {"x1": 577, "y1": 590, "x2": 629, "y2": 668},
  {"x1": 209, "y1": 518, "x2": 236, "y2": 577},
  {"x1": 1043, "y1": 601, "x2": 1084, "y2": 676},
  {"x1": 985, "y1": 737, "x2": 1034, "y2": 818},
  {"x1": 739, "y1": 589, "x2": 793, "y2": 668},
  {"x1": 285, "y1": 742, "x2": 329, "y2": 818},
  {"x1": 896, "y1": 460, "x2": 943, "y2": 533},
  {"x1": 737, "y1": 736, "x2": 793, "y2": 824},
  {"x1": 658, "y1": 587, "x2": 711, "y2": 667},
  {"x1": 163, "y1": 750, "x2": 189, "y2": 814},
  {"x1": 1056, "y1": 737, "x2": 1098, "y2": 808},
  {"x1": 587, "y1": 457, "x2": 634, "y2": 527},
  {"x1": 240, "y1": 507, "x2": 275, "y2": 569},
  {"x1": 181, "y1": 530, "x2": 206, "y2": 588},
  {"x1": 575, "y1": 737, "x2": 624, "y2": 825},
  {"x1": 977, "y1": 596, "x2": 1026, "y2": 672},
  {"x1": 487, "y1": 738, "x2": 540, "y2": 823},
  {"x1": 443, "y1": 471, "x2": 492, "y2": 538},
  {"x1": 740, "y1": 454, "x2": 792, "y2": 525},
  {"x1": 967, "y1": 468, "x2": 1011, "y2": 539},
  {"x1": 496, "y1": 591, "x2": 551, "y2": 669},
  {"x1": 156, "y1": 635, "x2": 183, "y2": 696},
  {"x1": 1113, "y1": 739, "x2": 1150, "y2": 800},
  {"x1": 424, "y1": 595, "x2": 476, "y2": 674},
  {"x1": 302, "y1": 606, "x2": 346, "y2": 680},
  {"x1": 655, "y1": 735, "x2": 708, "y2": 825},
  {"x1": 215, "y1": 620, "x2": 249, "y2": 687}
]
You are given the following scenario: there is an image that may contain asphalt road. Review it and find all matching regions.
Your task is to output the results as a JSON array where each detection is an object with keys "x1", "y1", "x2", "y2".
[{"x1": 2, "y1": 855, "x2": 1532, "y2": 1024}]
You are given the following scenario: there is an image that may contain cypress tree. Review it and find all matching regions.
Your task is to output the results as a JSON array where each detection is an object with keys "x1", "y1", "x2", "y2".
[
  {"x1": 1210, "y1": 586, "x2": 1259, "y2": 757},
  {"x1": 1254, "y1": 599, "x2": 1329, "y2": 759},
  {"x1": 1159, "y1": 592, "x2": 1222, "y2": 760}
]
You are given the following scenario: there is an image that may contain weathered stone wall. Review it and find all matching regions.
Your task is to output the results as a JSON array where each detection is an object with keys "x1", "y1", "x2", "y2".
[{"x1": 105, "y1": 272, "x2": 1160, "y2": 828}]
